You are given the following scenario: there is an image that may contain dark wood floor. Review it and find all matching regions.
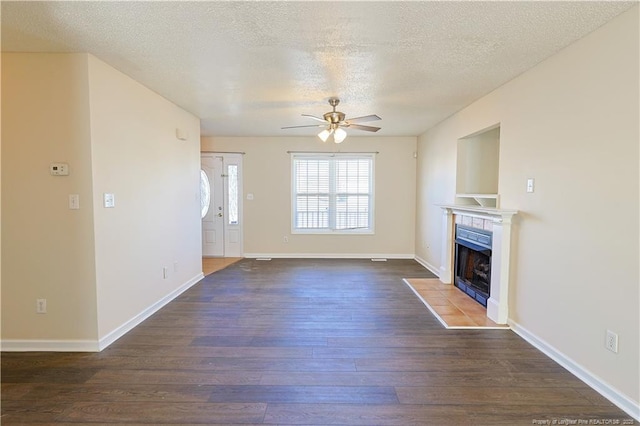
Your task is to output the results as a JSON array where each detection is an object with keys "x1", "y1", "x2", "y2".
[{"x1": 2, "y1": 259, "x2": 631, "y2": 424}]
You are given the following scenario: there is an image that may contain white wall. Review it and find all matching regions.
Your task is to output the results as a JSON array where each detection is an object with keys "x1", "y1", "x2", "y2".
[
  {"x1": 201, "y1": 136, "x2": 417, "y2": 257},
  {"x1": 416, "y1": 6, "x2": 639, "y2": 412}
]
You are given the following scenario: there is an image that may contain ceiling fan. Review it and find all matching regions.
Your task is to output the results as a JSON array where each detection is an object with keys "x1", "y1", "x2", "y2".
[{"x1": 282, "y1": 97, "x2": 381, "y2": 143}]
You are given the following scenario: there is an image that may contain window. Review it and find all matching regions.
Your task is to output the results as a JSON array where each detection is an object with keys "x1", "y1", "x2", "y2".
[
  {"x1": 200, "y1": 169, "x2": 211, "y2": 219},
  {"x1": 292, "y1": 153, "x2": 374, "y2": 234},
  {"x1": 227, "y1": 164, "x2": 238, "y2": 225}
]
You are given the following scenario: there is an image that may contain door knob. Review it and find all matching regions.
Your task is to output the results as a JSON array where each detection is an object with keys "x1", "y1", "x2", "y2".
[{"x1": 217, "y1": 212, "x2": 223, "y2": 217}]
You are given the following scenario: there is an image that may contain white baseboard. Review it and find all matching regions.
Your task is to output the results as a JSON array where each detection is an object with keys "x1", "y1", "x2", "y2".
[
  {"x1": 414, "y1": 255, "x2": 440, "y2": 277},
  {"x1": 243, "y1": 253, "x2": 415, "y2": 259},
  {"x1": 509, "y1": 320, "x2": 640, "y2": 421},
  {"x1": 486, "y1": 297, "x2": 500, "y2": 323},
  {"x1": 0, "y1": 273, "x2": 205, "y2": 353},
  {"x1": 1, "y1": 339, "x2": 99, "y2": 352},
  {"x1": 98, "y1": 272, "x2": 204, "y2": 350}
]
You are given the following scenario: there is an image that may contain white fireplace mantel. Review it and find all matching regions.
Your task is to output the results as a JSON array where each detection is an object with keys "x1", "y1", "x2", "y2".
[{"x1": 438, "y1": 204, "x2": 518, "y2": 324}]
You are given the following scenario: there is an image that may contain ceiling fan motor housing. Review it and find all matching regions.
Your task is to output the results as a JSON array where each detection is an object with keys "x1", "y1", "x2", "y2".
[
  {"x1": 324, "y1": 97, "x2": 345, "y2": 125},
  {"x1": 324, "y1": 111, "x2": 345, "y2": 125}
]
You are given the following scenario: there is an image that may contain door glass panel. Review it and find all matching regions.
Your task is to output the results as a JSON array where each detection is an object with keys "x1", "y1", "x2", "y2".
[
  {"x1": 200, "y1": 169, "x2": 211, "y2": 219},
  {"x1": 227, "y1": 164, "x2": 238, "y2": 225}
]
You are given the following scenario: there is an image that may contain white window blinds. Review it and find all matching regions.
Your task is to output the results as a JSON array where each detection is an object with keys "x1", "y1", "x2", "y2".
[{"x1": 292, "y1": 154, "x2": 374, "y2": 233}]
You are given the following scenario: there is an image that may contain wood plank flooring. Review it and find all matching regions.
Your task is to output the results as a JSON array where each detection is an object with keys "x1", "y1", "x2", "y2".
[{"x1": 1, "y1": 258, "x2": 632, "y2": 424}]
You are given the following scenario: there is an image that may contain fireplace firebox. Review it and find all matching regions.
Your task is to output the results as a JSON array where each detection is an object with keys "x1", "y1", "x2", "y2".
[{"x1": 454, "y1": 224, "x2": 492, "y2": 307}]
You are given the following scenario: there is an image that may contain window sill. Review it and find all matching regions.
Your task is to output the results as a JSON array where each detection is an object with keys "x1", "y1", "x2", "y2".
[{"x1": 292, "y1": 229, "x2": 375, "y2": 236}]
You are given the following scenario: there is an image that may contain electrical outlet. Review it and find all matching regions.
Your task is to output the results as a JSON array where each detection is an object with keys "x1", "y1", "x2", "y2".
[
  {"x1": 283, "y1": 236, "x2": 289, "y2": 243},
  {"x1": 36, "y1": 299, "x2": 47, "y2": 314},
  {"x1": 605, "y1": 330, "x2": 619, "y2": 353}
]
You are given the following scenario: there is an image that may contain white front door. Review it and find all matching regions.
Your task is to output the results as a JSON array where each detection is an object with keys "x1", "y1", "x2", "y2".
[
  {"x1": 201, "y1": 155, "x2": 224, "y2": 257},
  {"x1": 201, "y1": 153, "x2": 243, "y2": 257}
]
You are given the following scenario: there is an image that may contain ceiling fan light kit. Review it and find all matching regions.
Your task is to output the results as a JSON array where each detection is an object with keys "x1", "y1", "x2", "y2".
[
  {"x1": 318, "y1": 128, "x2": 332, "y2": 142},
  {"x1": 333, "y1": 128, "x2": 347, "y2": 143},
  {"x1": 282, "y1": 97, "x2": 381, "y2": 144}
]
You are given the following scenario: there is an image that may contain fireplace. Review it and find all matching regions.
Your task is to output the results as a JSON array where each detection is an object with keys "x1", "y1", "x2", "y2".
[
  {"x1": 454, "y1": 224, "x2": 492, "y2": 307},
  {"x1": 438, "y1": 205, "x2": 517, "y2": 324}
]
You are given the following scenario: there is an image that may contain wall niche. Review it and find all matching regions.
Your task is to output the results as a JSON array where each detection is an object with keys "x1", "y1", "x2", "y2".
[{"x1": 455, "y1": 125, "x2": 500, "y2": 208}]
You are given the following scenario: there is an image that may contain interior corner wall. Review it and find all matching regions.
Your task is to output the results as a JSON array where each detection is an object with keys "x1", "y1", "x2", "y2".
[
  {"x1": 1, "y1": 51, "x2": 3, "y2": 337},
  {"x1": 200, "y1": 136, "x2": 417, "y2": 258},
  {"x1": 87, "y1": 55, "x2": 202, "y2": 342},
  {"x1": 1, "y1": 53, "x2": 98, "y2": 343},
  {"x1": 416, "y1": 6, "x2": 639, "y2": 411}
]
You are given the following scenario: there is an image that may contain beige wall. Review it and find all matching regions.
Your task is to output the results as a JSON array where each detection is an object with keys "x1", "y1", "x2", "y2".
[
  {"x1": 1, "y1": 53, "x2": 202, "y2": 346},
  {"x1": 201, "y1": 136, "x2": 417, "y2": 257},
  {"x1": 2, "y1": 53, "x2": 98, "y2": 341},
  {"x1": 87, "y1": 56, "x2": 202, "y2": 340},
  {"x1": 416, "y1": 7, "x2": 639, "y2": 406},
  {"x1": 456, "y1": 126, "x2": 500, "y2": 195}
]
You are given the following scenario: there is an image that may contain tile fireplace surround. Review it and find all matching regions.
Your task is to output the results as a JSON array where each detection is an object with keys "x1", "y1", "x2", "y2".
[{"x1": 438, "y1": 205, "x2": 518, "y2": 324}]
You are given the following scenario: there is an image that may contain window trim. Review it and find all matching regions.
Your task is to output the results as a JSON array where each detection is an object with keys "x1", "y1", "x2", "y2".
[{"x1": 291, "y1": 153, "x2": 375, "y2": 235}]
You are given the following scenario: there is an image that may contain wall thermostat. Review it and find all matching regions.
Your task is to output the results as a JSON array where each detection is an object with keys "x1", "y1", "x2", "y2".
[{"x1": 50, "y1": 163, "x2": 69, "y2": 176}]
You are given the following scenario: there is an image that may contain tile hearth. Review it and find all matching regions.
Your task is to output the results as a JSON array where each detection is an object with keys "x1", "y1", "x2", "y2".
[{"x1": 404, "y1": 278, "x2": 509, "y2": 329}]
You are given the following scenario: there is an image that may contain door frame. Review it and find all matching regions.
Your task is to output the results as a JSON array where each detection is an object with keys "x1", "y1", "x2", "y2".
[{"x1": 201, "y1": 152, "x2": 244, "y2": 258}]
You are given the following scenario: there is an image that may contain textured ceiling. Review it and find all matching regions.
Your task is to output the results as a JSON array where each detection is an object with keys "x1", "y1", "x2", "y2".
[{"x1": 1, "y1": 1, "x2": 635, "y2": 137}]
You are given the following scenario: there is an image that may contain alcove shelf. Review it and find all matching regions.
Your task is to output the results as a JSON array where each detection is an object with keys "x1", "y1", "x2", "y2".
[
  {"x1": 455, "y1": 193, "x2": 499, "y2": 208},
  {"x1": 456, "y1": 125, "x2": 500, "y2": 208}
]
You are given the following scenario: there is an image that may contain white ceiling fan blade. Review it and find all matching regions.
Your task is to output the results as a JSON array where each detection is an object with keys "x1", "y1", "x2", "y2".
[
  {"x1": 344, "y1": 114, "x2": 381, "y2": 124},
  {"x1": 301, "y1": 114, "x2": 328, "y2": 123},
  {"x1": 346, "y1": 123, "x2": 381, "y2": 132},
  {"x1": 281, "y1": 124, "x2": 326, "y2": 129}
]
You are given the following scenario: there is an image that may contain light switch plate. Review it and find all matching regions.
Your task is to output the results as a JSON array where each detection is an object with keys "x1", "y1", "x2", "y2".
[
  {"x1": 103, "y1": 193, "x2": 115, "y2": 208},
  {"x1": 526, "y1": 178, "x2": 535, "y2": 193},
  {"x1": 69, "y1": 194, "x2": 80, "y2": 210}
]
